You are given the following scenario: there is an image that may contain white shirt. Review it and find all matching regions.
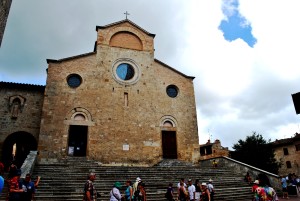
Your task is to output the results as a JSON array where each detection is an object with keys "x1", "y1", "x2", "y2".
[
  {"x1": 188, "y1": 184, "x2": 196, "y2": 200},
  {"x1": 110, "y1": 187, "x2": 122, "y2": 201},
  {"x1": 207, "y1": 183, "x2": 214, "y2": 193}
]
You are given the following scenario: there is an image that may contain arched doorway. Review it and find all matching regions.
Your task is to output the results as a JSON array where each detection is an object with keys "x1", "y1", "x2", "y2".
[
  {"x1": 160, "y1": 117, "x2": 178, "y2": 159},
  {"x1": 2, "y1": 132, "x2": 37, "y2": 168}
]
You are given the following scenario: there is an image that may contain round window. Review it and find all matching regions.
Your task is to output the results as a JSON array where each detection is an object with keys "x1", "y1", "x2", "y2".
[
  {"x1": 67, "y1": 74, "x2": 82, "y2": 88},
  {"x1": 166, "y1": 85, "x2": 178, "y2": 98},
  {"x1": 112, "y1": 58, "x2": 140, "y2": 85},
  {"x1": 116, "y1": 63, "x2": 135, "y2": 80}
]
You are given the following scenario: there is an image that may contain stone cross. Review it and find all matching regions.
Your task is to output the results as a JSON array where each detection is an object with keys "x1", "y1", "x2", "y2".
[{"x1": 124, "y1": 11, "x2": 130, "y2": 19}]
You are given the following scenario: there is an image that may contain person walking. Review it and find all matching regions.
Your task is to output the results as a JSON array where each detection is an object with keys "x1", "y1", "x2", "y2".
[
  {"x1": 281, "y1": 175, "x2": 289, "y2": 199},
  {"x1": 200, "y1": 183, "x2": 210, "y2": 201},
  {"x1": 133, "y1": 177, "x2": 141, "y2": 201},
  {"x1": 187, "y1": 179, "x2": 196, "y2": 201},
  {"x1": 194, "y1": 179, "x2": 201, "y2": 201},
  {"x1": 19, "y1": 173, "x2": 36, "y2": 201},
  {"x1": 137, "y1": 182, "x2": 146, "y2": 201},
  {"x1": 125, "y1": 180, "x2": 133, "y2": 201},
  {"x1": 207, "y1": 179, "x2": 214, "y2": 201},
  {"x1": 8, "y1": 169, "x2": 24, "y2": 201},
  {"x1": 110, "y1": 181, "x2": 123, "y2": 201},
  {"x1": 178, "y1": 182, "x2": 188, "y2": 201},
  {"x1": 254, "y1": 173, "x2": 278, "y2": 201},
  {"x1": 165, "y1": 182, "x2": 174, "y2": 201},
  {"x1": 83, "y1": 172, "x2": 98, "y2": 201}
]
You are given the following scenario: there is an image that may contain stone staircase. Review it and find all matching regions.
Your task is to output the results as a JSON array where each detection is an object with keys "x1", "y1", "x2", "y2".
[{"x1": 1, "y1": 157, "x2": 253, "y2": 200}]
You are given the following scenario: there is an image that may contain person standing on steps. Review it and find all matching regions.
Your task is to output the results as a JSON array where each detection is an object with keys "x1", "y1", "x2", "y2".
[
  {"x1": 125, "y1": 180, "x2": 133, "y2": 201},
  {"x1": 188, "y1": 179, "x2": 196, "y2": 201},
  {"x1": 110, "y1": 181, "x2": 123, "y2": 201},
  {"x1": 133, "y1": 177, "x2": 141, "y2": 201},
  {"x1": 19, "y1": 173, "x2": 36, "y2": 201},
  {"x1": 83, "y1": 172, "x2": 98, "y2": 201}
]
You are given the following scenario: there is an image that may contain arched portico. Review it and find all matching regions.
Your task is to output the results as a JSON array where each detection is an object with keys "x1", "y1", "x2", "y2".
[{"x1": 2, "y1": 131, "x2": 37, "y2": 168}]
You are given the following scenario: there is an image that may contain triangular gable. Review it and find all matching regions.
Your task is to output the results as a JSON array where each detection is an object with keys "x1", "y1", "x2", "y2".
[{"x1": 96, "y1": 19, "x2": 155, "y2": 38}]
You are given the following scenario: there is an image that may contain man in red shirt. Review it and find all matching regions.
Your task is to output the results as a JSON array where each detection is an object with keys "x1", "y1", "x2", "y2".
[{"x1": 8, "y1": 169, "x2": 24, "y2": 201}]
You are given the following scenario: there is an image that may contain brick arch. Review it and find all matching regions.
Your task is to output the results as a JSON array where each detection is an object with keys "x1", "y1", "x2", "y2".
[
  {"x1": 109, "y1": 31, "x2": 143, "y2": 50},
  {"x1": 159, "y1": 115, "x2": 178, "y2": 128},
  {"x1": 2, "y1": 131, "x2": 37, "y2": 168},
  {"x1": 65, "y1": 107, "x2": 94, "y2": 126},
  {"x1": 104, "y1": 26, "x2": 147, "y2": 50}
]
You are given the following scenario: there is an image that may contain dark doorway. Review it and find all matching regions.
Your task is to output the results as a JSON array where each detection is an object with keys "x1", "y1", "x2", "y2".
[
  {"x1": 2, "y1": 132, "x2": 37, "y2": 168},
  {"x1": 68, "y1": 125, "x2": 87, "y2": 157},
  {"x1": 162, "y1": 131, "x2": 177, "y2": 159}
]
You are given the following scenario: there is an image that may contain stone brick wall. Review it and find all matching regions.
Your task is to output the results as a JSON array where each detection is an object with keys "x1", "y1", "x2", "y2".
[
  {"x1": 0, "y1": 82, "x2": 44, "y2": 158},
  {"x1": 38, "y1": 20, "x2": 200, "y2": 165},
  {"x1": 0, "y1": 0, "x2": 12, "y2": 46},
  {"x1": 273, "y1": 142, "x2": 300, "y2": 176}
]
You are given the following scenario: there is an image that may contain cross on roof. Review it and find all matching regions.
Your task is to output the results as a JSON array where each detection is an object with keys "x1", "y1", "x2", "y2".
[{"x1": 124, "y1": 11, "x2": 130, "y2": 19}]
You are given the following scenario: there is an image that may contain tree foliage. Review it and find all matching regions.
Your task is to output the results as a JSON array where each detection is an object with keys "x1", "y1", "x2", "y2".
[{"x1": 231, "y1": 132, "x2": 280, "y2": 174}]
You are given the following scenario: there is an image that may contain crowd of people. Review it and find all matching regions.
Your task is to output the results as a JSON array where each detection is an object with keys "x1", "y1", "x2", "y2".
[
  {"x1": 83, "y1": 173, "x2": 214, "y2": 201},
  {"x1": 171, "y1": 178, "x2": 214, "y2": 201},
  {"x1": 83, "y1": 174, "x2": 147, "y2": 201}
]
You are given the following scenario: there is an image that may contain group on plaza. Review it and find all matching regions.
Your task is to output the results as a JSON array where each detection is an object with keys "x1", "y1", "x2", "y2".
[
  {"x1": 0, "y1": 160, "x2": 41, "y2": 201},
  {"x1": 249, "y1": 171, "x2": 300, "y2": 200},
  {"x1": 249, "y1": 173, "x2": 283, "y2": 201},
  {"x1": 280, "y1": 173, "x2": 300, "y2": 199}
]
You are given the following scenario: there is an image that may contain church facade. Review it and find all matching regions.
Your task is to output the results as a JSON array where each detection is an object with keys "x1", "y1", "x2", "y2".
[{"x1": 1, "y1": 19, "x2": 200, "y2": 166}]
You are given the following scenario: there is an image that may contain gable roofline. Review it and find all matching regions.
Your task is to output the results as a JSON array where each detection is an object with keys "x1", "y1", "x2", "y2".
[
  {"x1": 154, "y1": 59, "x2": 195, "y2": 80},
  {"x1": 96, "y1": 19, "x2": 156, "y2": 38},
  {"x1": 47, "y1": 51, "x2": 96, "y2": 64}
]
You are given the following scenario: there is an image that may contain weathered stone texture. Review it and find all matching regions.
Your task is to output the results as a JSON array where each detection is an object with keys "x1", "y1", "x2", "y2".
[
  {"x1": 38, "y1": 20, "x2": 200, "y2": 165},
  {"x1": 0, "y1": 83, "x2": 44, "y2": 156},
  {"x1": 0, "y1": 0, "x2": 12, "y2": 46}
]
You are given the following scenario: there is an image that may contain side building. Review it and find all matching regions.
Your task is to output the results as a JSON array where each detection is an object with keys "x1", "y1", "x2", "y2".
[
  {"x1": 0, "y1": 82, "x2": 44, "y2": 167},
  {"x1": 200, "y1": 139, "x2": 229, "y2": 160},
  {"x1": 272, "y1": 133, "x2": 300, "y2": 176}
]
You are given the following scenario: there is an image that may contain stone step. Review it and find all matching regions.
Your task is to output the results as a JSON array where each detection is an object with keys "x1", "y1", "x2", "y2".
[{"x1": 0, "y1": 158, "x2": 252, "y2": 201}]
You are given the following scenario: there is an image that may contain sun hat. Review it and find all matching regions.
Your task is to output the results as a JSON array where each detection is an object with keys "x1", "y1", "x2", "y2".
[
  {"x1": 136, "y1": 177, "x2": 141, "y2": 182},
  {"x1": 253, "y1": 180, "x2": 259, "y2": 184},
  {"x1": 201, "y1": 182, "x2": 207, "y2": 186},
  {"x1": 209, "y1": 179, "x2": 213, "y2": 182},
  {"x1": 114, "y1": 181, "x2": 122, "y2": 189}
]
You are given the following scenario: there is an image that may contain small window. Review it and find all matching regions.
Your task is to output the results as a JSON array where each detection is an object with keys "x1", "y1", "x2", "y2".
[
  {"x1": 286, "y1": 161, "x2": 292, "y2": 168},
  {"x1": 296, "y1": 144, "x2": 300, "y2": 151},
  {"x1": 283, "y1": 148, "x2": 289, "y2": 155},
  {"x1": 67, "y1": 74, "x2": 82, "y2": 88},
  {"x1": 166, "y1": 85, "x2": 179, "y2": 98}
]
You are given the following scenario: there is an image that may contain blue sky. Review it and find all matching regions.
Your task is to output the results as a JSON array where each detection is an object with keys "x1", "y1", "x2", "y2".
[
  {"x1": 1, "y1": 0, "x2": 300, "y2": 148},
  {"x1": 219, "y1": 0, "x2": 257, "y2": 47}
]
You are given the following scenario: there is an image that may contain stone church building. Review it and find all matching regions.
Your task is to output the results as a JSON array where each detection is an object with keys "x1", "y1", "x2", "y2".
[{"x1": 0, "y1": 19, "x2": 200, "y2": 166}]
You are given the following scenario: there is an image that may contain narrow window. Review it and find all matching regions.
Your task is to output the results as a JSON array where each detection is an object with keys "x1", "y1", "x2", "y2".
[
  {"x1": 286, "y1": 161, "x2": 292, "y2": 168},
  {"x1": 124, "y1": 92, "x2": 128, "y2": 106},
  {"x1": 295, "y1": 144, "x2": 300, "y2": 151},
  {"x1": 283, "y1": 148, "x2": 289, "y2": 155}
]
